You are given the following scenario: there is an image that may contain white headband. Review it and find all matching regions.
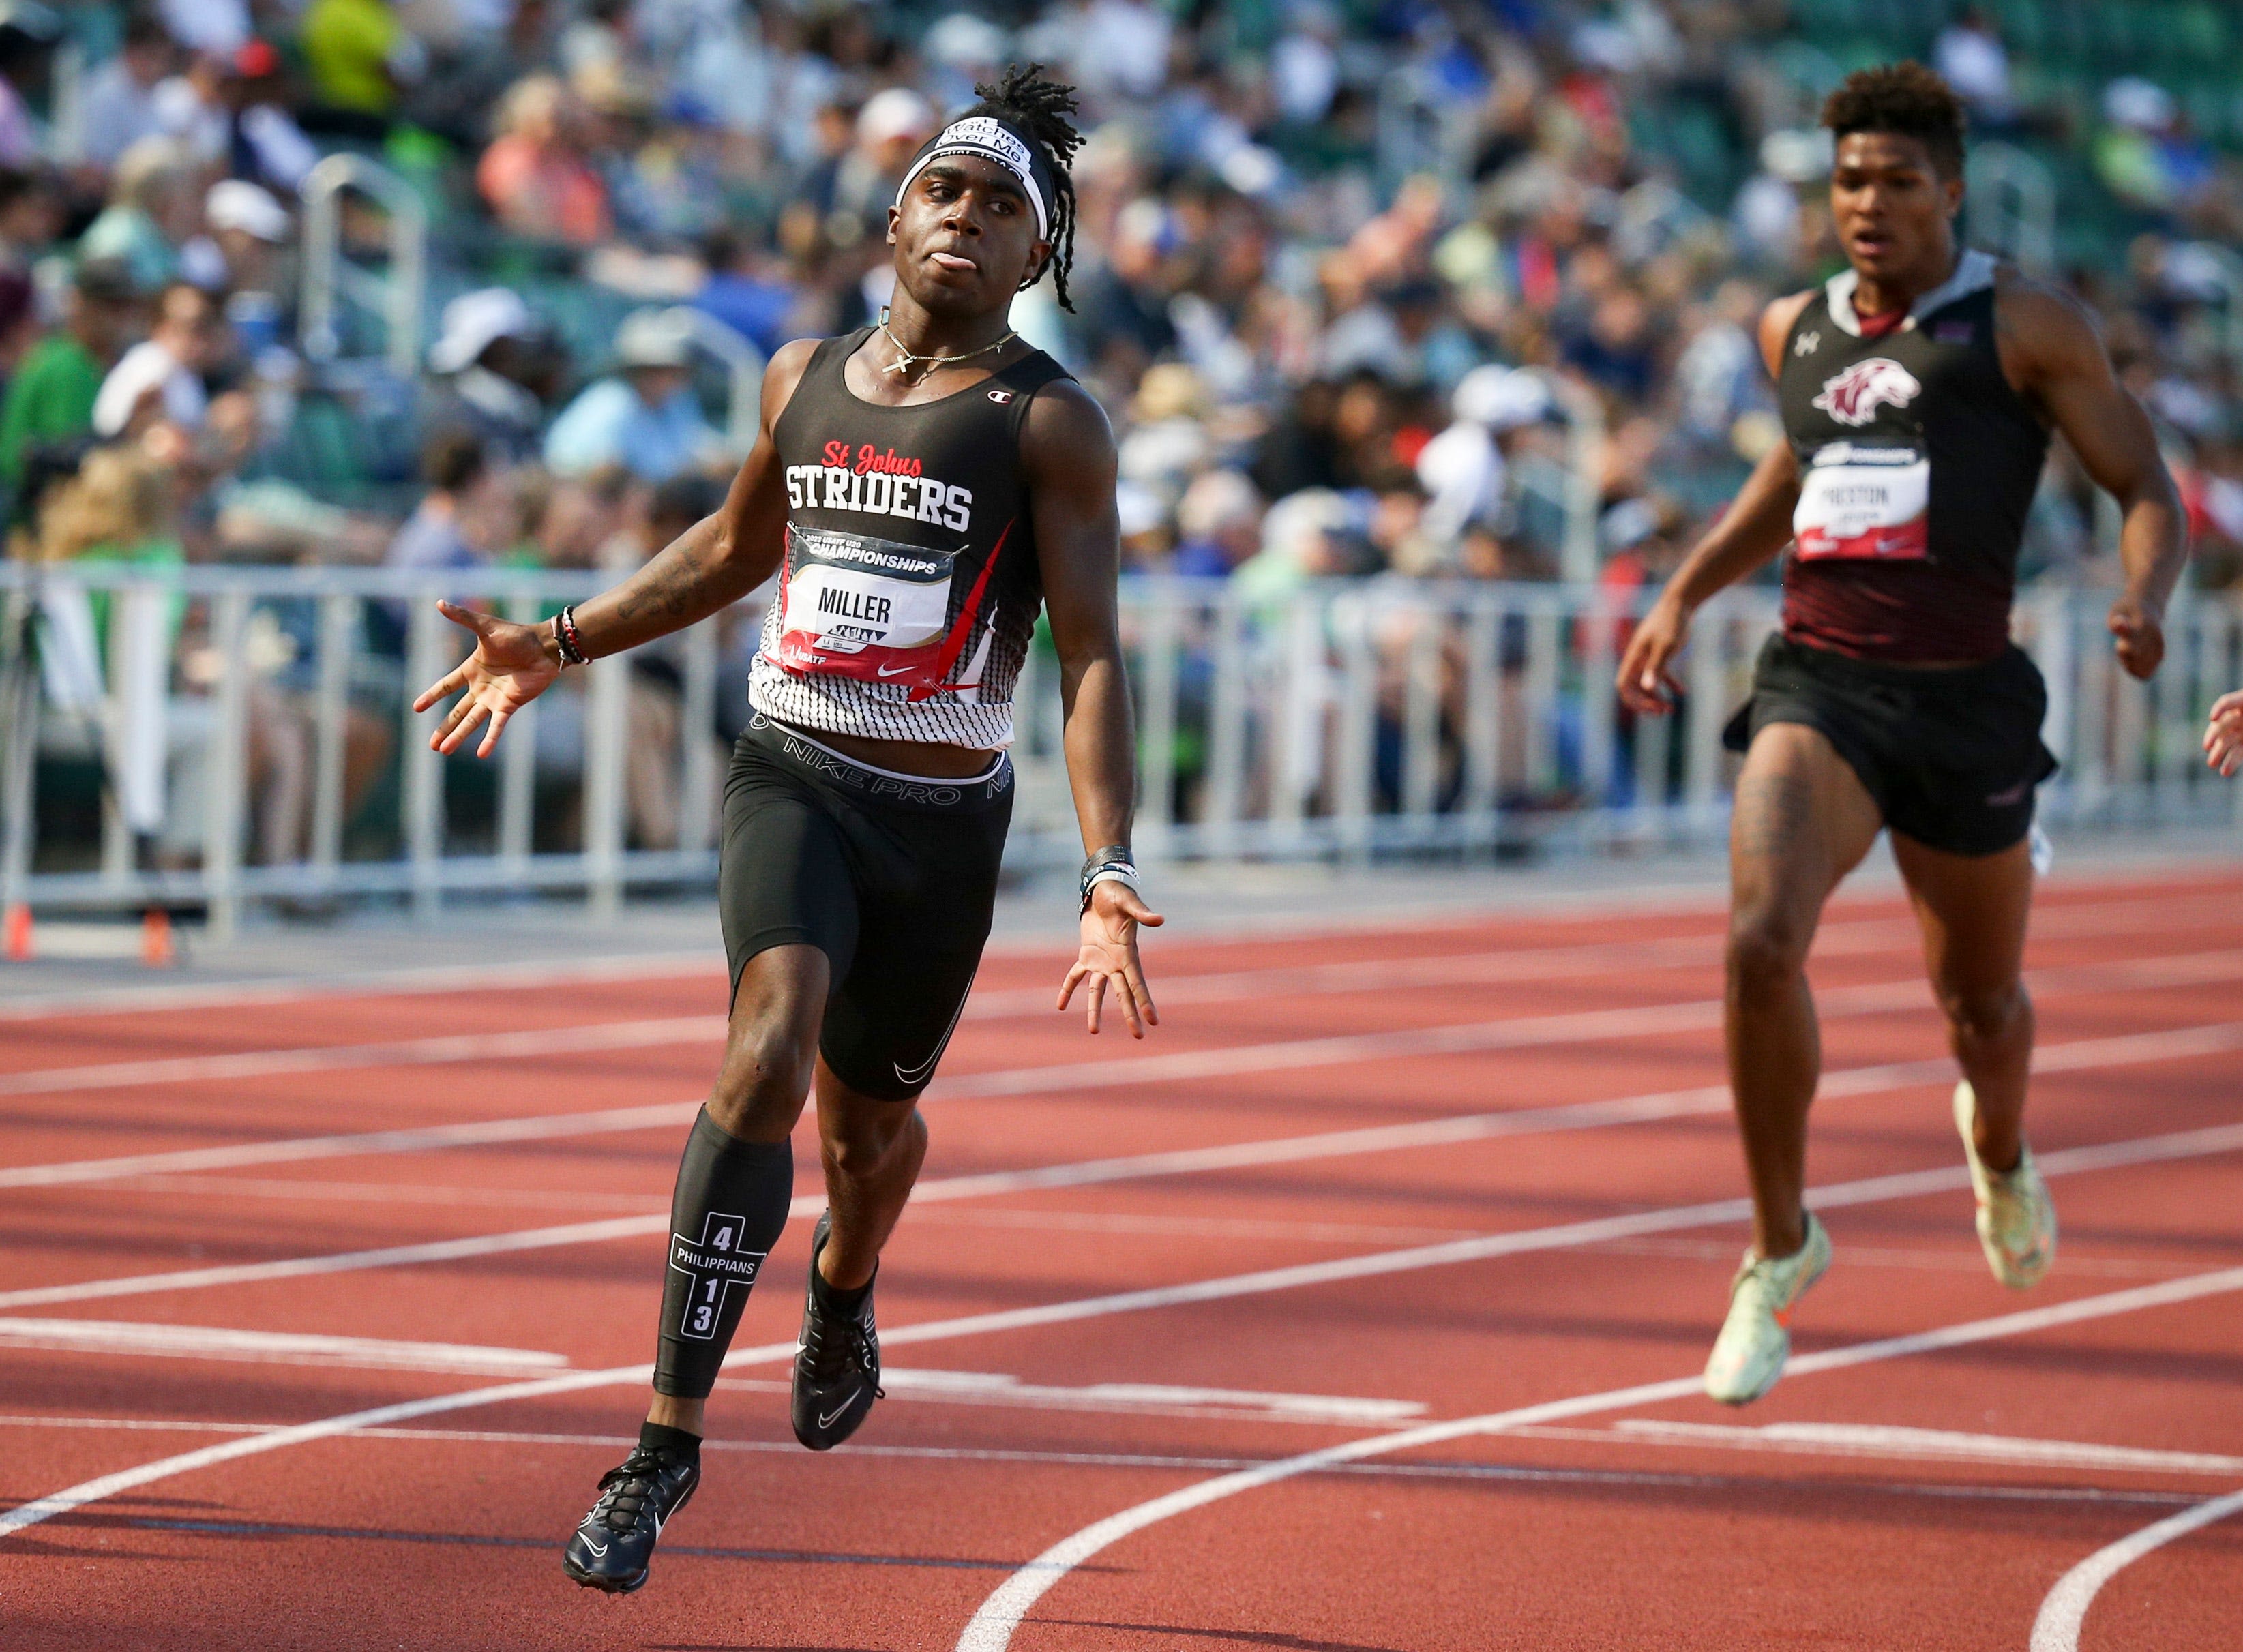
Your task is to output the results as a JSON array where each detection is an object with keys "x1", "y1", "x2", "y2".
[{"x1": 893, "y1": 117, "x2": 1050, "y2": 241}]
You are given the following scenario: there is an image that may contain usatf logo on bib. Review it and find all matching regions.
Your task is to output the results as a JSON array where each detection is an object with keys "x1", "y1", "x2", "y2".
[{"x1": 1812, "y1": 357, "x2": 1922, "y2": 427}]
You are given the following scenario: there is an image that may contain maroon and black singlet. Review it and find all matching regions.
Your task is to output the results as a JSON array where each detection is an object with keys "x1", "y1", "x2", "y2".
[{"x1": 1728, "y1": 250, "x2": 2059, "y2": 854}]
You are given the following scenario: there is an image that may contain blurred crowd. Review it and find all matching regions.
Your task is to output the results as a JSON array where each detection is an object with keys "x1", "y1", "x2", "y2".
[{"x1": 3, "y1": 0, "x2": 2242, "y2": 863}]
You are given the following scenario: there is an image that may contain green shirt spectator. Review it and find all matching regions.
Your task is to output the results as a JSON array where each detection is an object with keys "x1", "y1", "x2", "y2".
[
  {"x1": 303, "y1": 0, "x2": 413, "y2": 116},
  {"x1": 0, "y1": 333, "x2": 102, "y2": 483},
  {"x1": 0, "y1": 260, "x2": 138, "y2": 487}
]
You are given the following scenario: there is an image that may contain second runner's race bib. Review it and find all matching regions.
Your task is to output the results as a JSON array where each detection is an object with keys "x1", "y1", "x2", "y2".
[{"x1": 1792, "y1": 443, "x2": 1930, "y2": 562}]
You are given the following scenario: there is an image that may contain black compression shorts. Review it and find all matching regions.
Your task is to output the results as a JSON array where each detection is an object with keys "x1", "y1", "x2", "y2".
[
  {"x1": 1722, "y1": 633, "x2": 2058, "y2": 857},
  {"x1": 719, "y1": 715, "x2": 1013, "y2": 1102}
]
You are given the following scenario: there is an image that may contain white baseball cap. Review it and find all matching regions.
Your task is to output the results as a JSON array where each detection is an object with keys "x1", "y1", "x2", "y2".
[
  {"x1": 614, "y1": 306, "x2": 698, "y2": 370},
  {"x1": 428, "y1": 287, "x2": 535, "y2": 374},
  {"x1": 1451, "y1": 365, "x2": 1552, "y2": 432},
  {"x1": 205, "y1": 179, "x2": 291, "y2": 243}
]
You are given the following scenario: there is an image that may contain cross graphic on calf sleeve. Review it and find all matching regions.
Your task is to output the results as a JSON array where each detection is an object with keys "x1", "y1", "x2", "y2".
[{"x1": 669, "y1": 1212, "x2": 766, "y2": 1340}]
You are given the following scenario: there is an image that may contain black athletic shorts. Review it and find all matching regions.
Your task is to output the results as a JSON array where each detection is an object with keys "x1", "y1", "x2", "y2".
[
  {"x1": 719, "y1": 714, "x2": 1013, "y2": 1102},
  {"x1": 1722, "y1": 633, "x2": 2058, "y2": 856}
]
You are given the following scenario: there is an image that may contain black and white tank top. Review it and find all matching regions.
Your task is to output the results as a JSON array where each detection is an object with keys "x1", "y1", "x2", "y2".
[{"x1": 748, "y1": 329, "x2": 1072, "y2": 749}]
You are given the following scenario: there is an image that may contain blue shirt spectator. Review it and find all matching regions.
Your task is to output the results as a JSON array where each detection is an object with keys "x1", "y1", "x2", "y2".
[{"x1": 544, "y1": 307, "x2": 719, "y2": 483}]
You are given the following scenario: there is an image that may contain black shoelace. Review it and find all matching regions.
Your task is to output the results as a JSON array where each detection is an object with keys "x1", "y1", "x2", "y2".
[
  {"x1": 590, "y1": 1449, "x2": 677, "y2": 1535},
  {"x1": 801, "y1": 1304, "x2": 882, "y2": 1396}
]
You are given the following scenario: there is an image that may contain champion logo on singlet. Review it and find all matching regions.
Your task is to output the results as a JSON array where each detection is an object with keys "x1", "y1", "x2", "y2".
[
  {"x1": 1811, "y1": 357, "x2": 1922, "y2": 427},
  {"x1": 784, "y1": 441, "x2": 975, "y2": 532}
]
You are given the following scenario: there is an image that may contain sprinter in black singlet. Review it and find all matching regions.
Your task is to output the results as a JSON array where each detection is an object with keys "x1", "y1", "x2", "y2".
[
  {"x1": 1617, "y1": 64, "x2": 2187, "y2": 1405},
  {"x1": 414, "y1": 68, "x2": 1162, "y2": 1594}
]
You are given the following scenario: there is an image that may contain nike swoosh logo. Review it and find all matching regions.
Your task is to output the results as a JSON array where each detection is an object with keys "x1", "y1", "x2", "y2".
[
  {"x1": 876, "y1": 663, "x2": 917, "y2": 678},
  {"x1": 582, "y1": 1537, "x2": 608, "y2": 1557},
  {"x1": 817, "y1": 1392, "x2": 861, "y2": 1430}
]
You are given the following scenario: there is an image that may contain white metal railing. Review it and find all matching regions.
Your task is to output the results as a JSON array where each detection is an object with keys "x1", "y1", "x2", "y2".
[
  {"x1": 670, "y1": 306, "x2": 769, "y2": 455},
  {"x1": 299, "y1": 155, "x2": 430, "y2": 378},
  {"x1": 1, "y1": 565, "x2": 2238, "y2": 938}
]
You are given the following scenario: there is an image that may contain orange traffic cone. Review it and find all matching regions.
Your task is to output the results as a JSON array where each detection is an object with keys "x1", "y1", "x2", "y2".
[
  {"x1": 3, "y1": 903, "x2": 30, "y2": 961},
  {"x1": 141, "y1": 907, "x2": 175, "y2": 967}
]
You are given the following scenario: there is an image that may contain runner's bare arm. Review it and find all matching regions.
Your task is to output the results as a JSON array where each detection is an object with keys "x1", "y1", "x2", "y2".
[
  {"x1": 1616, "y1": 293, "x2": 1815, "y2": 714},
  {"x1": 414, "y1": 340, "x2": 820, "y2": 757},
  {"x1": 1025, "y1": 379, "x2": 1163, "y2": 1038},
  {"x1": 1996, "y1": 277, "x2": 2186, "y2": 681}
]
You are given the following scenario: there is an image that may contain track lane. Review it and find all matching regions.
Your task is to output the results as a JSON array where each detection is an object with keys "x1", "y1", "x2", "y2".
[{"x1": 6, "y1": 875, "x2": 2243, "y2": 1649}]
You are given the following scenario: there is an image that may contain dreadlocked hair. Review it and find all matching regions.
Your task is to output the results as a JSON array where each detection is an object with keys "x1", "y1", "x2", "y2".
[{"x1": 967, "y1": 63, "x2": 1084, "y2": 312}]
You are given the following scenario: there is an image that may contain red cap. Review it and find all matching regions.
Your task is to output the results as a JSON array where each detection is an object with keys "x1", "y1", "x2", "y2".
[{"x1": 234, "y1": 38, "x2": 280, "y2": 78}]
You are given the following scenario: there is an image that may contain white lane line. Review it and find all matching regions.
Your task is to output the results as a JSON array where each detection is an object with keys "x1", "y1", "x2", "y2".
[
  {"x1": 0, "y1": 1015, "x2": 727, "y2": 1100},
  {"x1": 1599, "y1": 1421, "x2": 2243, "y2": 1479},
  {"x1": 3, "y1": 899, "x2": 2231, "y2": 1108},
  {"x1": 17, "y1": 932, "x2": 2243, "y2": 1192},
  {"x1": 957, "y1": 899, "x2": 2243, "y2": 1019},
  {"x1": 8, "y1": 1117, "x2": 2243, "y2": 1545},
  {"x1": 951, "y1": 1263, "x2": 2243, "y2": 1651},
  {"x1": 0, "y1": 878, "x2": 2214, "y2": 1027},
  {"x1": 0, "y1": 951, "x2": 725, "y2": 1023},
  {"x1": 2030, "y1": 1486, "x2": 2243, "y2": 1652},
  {"x1": 876, "y1": 1370, "x2": 1423, "y2": 1426},
  {"x1": 12, "y1": 1021, "x2": 2243, "y2": 1314},
  {"x1": 0, "y1": 1417, "x2": 2201, "y2": 1512},
  {"x1": 0, "y1": 1100, "x2": 701, "y2": 1192},
  {"x1": 0, "y1": 1318, "x2": 568, "y2": 1377},
  {"x1": 0, "y1": 1214, "x2": 679, "y2": 1311}
]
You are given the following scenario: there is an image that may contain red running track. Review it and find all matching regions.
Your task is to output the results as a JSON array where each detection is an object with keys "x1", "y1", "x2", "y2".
[{"x1": 3, "y1": 873, "x2": 2242, "y2": 1651}]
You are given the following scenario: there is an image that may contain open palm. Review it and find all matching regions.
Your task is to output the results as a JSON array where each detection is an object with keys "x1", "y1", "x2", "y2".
[{"x1": 411, "y1": 599, "x2": 563, "y2": 757}]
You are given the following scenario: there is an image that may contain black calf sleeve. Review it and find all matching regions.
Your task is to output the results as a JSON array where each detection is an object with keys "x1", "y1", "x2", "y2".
[{"x1": 653, "y1": 1107, "x2": 795, "y2": 1399}]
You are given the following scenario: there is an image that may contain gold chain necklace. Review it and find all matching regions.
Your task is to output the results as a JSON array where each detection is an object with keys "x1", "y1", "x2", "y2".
[{"x1": 876, "y1": 306, "x2": 1018, "y2": 377}]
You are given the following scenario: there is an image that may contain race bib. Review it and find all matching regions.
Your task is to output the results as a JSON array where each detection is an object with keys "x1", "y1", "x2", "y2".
[
  {"x1": 779, "y1": 526, "x2": 955, "y2": 657},
  {"x1": 1793, "y1": 443, "x2": 1929, "y2": 561}
]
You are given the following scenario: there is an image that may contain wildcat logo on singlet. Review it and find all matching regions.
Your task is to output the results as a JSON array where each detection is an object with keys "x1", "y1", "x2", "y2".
[
  {"x1": 771, "y1": 441, "x2": 1001, "y2": 700},
  {"x1": 1811, "y1": 358, "x2": 1922, "y2": 427}
]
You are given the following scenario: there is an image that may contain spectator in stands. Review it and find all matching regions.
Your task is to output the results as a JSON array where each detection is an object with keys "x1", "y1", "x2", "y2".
[
  {"x1": 1415, "y1": 365, "x2": 1552, "y2": 552},
  {"x1": 829, "y1": 87, "x2": 937, "y2": 240},
  {"x1": 543, "y1": 306, "x2": 717, "y2": 483},
  {"x1": 0, "y1": 164, "x2": 60, "y2": 274},
  {"x1": 607, "y1": 470, "x2": 730, "y2": 850},
  {"x1": 188, "y1": 179, "x2": 291, "y2": 300},
  {"x1": 0, "y1": 259, "x2": 136, "y2": 487},
  {"x1": 93, "y1": 280, "x2": 223, "y2": 440},
  {"x1": 219, "y1": 39, "x2": 320, "y2": 196},
  {"x1": 694, "y1": 226, "x2": 799, "y2": 359},
  {"x1": 0, "y1": 3, "x2": 56, "y2": 170},
  {"x1": 301, "y1": 0, "x2": 423, "y2": 125},
  {"x1": 160, "y1": 0, "x2": 250, "y2": 59},
  {"x1": 1934, "y1": 7, "x2": 2015, "y2": 128},
  {"x1": 387, "y1": 428, "x2": 507, "y2": 577},
  {"x1": 76, "y1": 10, "x2": 175, "y2": 172},
  {"x1": 78, "y1": 136, "x2": 201, "y2": 294},
  {"x1": 1171, "y1": 469, "x2": 1264, "y2": 580},
  {"x1": 477, "y1": 72, "x2": 611, "y2": 245},
  {"x1": 423, "y1": 288, "x2": 556, "y2": 465}
]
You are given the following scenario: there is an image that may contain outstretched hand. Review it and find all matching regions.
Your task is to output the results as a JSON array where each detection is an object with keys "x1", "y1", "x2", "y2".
[
  {"x1": 2205, "y1": 691, "x2": 2243, "y2": 777},
  {"x1": 411, "y1": 600, "x2": 562, "y2": 758},
  {"x1": 1057, "y1": 882, "x2": 1163, "y2": 1038}
]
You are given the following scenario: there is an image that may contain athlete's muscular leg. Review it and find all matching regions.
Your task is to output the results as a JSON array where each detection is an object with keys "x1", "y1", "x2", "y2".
[
  {"x1": 646, "y1": 944, "x2": 828, "y2": 1436},
  {"x1": 1726, "y1": 725, "x2": 1884, "y2": 1259},
  {"x1": 812, "y1": 1063, "x2": 930, "y2": 1291},
  {"x1": 704, "y1": 944, "x2": 830, "y2": 1143},
  {"x1": 1891, "y1": 833, "x2": 2035, "y2": 1173}
]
